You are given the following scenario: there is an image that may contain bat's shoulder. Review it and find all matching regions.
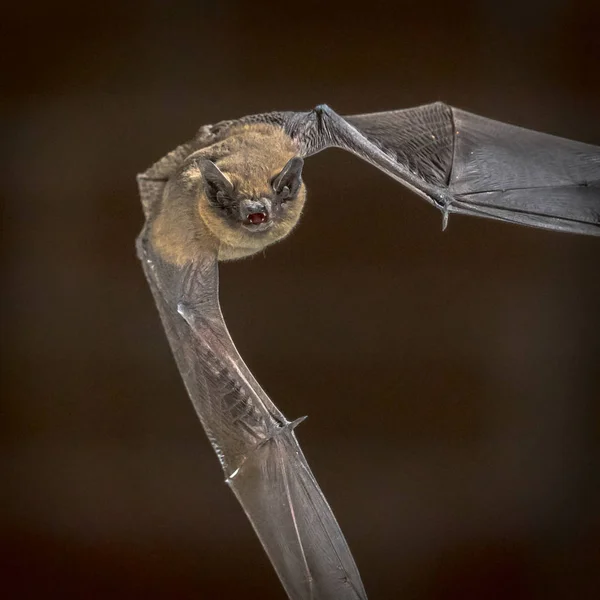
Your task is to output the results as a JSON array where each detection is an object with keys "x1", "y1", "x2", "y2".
[
  {"x1": 192, "y1": 121, "x2": 296, "y2": 159},
  {"x1": 190, "y1": 112, "x2": 291, "y2": 149}
]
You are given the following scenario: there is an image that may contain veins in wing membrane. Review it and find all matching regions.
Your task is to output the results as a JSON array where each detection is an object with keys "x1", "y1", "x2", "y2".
[
  {"x1": 347, "y1": 103, "x2": 455, "y2": 187},
  {"x1": 195, "y1": 337, "x2": 270, "y2": 438}
]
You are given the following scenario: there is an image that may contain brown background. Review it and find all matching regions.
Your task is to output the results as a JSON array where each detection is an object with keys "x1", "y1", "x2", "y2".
[{"x1": 2, "y1": 1, "x2": 599, "y2": 598}]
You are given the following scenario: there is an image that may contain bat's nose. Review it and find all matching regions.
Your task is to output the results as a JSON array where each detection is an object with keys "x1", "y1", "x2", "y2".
[{"x1": 241, "y1": 199, "x2": 272, "y2": 227}]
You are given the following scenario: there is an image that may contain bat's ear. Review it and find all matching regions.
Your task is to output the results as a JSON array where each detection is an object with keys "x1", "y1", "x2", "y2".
[
  {"x1": 199, "y1": 159, "x2": 234, "y2": 199},
  {"x1": 272, "y1": 157, "x2": 304, "y2": 198}
]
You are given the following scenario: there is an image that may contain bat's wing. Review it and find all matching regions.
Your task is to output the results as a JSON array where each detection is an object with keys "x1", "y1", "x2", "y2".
[
  {"x1": 287, "y1": 103, "x2": 600, "y2": 236},
  {"x1": 136, "y1": 172, "x2": 367, "y2": 599}
]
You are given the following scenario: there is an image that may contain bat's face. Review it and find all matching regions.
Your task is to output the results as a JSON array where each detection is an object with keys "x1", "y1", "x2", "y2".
[{"x1": 195, "y1": 156, "x2": 307, "y2": 260}]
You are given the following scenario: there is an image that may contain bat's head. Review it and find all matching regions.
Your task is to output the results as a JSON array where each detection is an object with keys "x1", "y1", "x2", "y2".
[{"x1": 194, "y1": 155, "x2": 307, "y2": 260}]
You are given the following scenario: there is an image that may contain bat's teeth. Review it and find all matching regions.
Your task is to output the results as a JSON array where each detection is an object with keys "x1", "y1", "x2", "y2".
[{"x1": 247, "y1": 212, "x2": 268, "y2": 225}]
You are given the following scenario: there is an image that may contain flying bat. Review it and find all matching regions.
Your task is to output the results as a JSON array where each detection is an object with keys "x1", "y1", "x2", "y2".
[{"x1": 136, "y1": 103, "x2": 600, "y2": 600}]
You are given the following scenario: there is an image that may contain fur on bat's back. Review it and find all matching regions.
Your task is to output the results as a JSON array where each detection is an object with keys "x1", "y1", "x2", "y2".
[
  {"x1": 202, "y1": 124, "x2": 297, "y2": 195},
  {"x1": 150, "y1": 124, "x2": 306, "y2": 264}
]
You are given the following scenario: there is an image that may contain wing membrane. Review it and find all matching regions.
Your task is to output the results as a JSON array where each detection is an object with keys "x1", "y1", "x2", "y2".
[
  {"x1": 136, "y1": 224, "x2": 367, "y2": 600},
  {"x1": 345, "y1": 103, "x2": 454, "y2": 187},
  {"x1": 339, "y1": 103, "x2": 600, "y2": 235}
]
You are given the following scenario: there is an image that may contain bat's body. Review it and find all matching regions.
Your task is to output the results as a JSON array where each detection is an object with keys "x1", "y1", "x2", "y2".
[
  {"x1": 137, "y1": 103, "x2": 600, "y2": 600},
  {"x1": 150, "y1": 123, "x2": 307, "y2": 263}
]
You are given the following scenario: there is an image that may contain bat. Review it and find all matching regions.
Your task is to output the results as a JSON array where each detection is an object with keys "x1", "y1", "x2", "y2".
[{"x1": 136, "y1": 103, "x2": 600, "y2": 600}]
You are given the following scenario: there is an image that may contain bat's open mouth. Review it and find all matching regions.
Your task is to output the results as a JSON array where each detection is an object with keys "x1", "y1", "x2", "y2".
[
  {"x1": 247, "y1": 211, "x2": 268, "y2": 225},
  {"x1": 243, "y1": 212, "x2": 272, "y2": 231}
]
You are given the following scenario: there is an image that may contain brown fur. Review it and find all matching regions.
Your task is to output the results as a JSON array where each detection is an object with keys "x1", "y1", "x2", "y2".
[{"x1": 151, "y1": 124, "x2": 306, "y2": 265}]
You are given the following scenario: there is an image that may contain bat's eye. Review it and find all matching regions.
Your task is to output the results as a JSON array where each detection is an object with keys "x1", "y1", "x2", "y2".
[{"x1": 247, "y1": 212, "x2": 268, "y2": 225}]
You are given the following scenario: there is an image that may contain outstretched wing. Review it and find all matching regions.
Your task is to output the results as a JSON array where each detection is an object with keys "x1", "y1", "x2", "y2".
[
  {"x1": 288, "y1": 103, "x2": 600, "y2": 236},
  {"x1": 136, "y1": 178, "x2": 367, "y2": 599}
]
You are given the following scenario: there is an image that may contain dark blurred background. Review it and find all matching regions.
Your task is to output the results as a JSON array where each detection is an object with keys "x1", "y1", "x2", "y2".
[{"x1": 2, "y1": 1, "x2": 599, "y2": 598}]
